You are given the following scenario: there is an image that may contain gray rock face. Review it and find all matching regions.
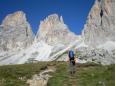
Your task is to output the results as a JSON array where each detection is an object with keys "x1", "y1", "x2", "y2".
[
  {"x1": 82, "y1": 0, "x2": 115, "y2": 48},
  {"x1": 36, "y1": 14, "x2": 79, "y2": 46},
  {"x1": 78, "y1": 0, "x2": 115, "y2": 65},
  {"x1": 78, "y1": 47, "x2": 115, "y2": 65},
  {"x1": 0, "y1": 11, "x2": 33, "y2": 51}
]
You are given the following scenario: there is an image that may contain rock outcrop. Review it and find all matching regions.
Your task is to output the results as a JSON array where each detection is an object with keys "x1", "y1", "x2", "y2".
[
  {"x1": 36, "y1": 14, "x2": 79, "y2": 46},
  {"x1": 77, "y1": 47, "x2": 115, "y2": 65},
  {"x1": 27, "y1": 66, "x2": 56, "y2": 86},
  {"x1": 0, "y1": 11, "x2": 33, "y2": 51},
  {"x1": 82, "y1": 0, "x2": 115, "y2": 48}
]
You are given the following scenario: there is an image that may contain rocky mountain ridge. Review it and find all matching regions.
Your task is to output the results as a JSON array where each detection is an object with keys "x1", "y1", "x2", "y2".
[{"x1": 0, "y1": 0, "x2": 115, "y2": 65}]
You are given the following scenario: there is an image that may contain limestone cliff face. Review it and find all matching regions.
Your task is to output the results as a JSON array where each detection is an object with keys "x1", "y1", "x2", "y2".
[
  {"x1": 0, "y1": 11, "x2": 33, "y2": 51},
  {"x1": 82, "y1": 0, "x2": 115, "y2": 48},
  {"x1": 36, "y1": 14, "x2": 79, "y2": 45}
]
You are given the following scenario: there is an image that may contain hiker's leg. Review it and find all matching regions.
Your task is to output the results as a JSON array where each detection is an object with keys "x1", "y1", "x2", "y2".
[
  {"x1": 73, "y1": 65, "x2": 76, "y2": 74},
  {"x1": 70, "y1": 62, "x2": 74, "y2": 74},
  {"x1": 71, "y1": 62, "x2": 76, "y2": 74},
  {"x1": 69, "y1": 63, "x2": 71, "y2": 74}
]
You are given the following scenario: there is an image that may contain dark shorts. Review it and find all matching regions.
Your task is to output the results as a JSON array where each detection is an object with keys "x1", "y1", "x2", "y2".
[{"x1": 70, "y1": 60, "x2": 75, "y2": 65}]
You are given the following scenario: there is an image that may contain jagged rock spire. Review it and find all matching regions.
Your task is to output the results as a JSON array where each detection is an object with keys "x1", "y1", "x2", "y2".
[
  {"x1": 0, "y1": 11, "x2": 33, "y2": 51},
  {"x1": 82, "y1": 0, "x2": 115, "y2": 48},
  {"x1": 36, "y1": 14, "x2": 79, "y2": 45}
]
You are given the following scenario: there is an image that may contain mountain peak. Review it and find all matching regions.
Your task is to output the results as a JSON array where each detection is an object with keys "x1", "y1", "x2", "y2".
[
  {"x1": 43, "y1": 14, "x2": 64, "y2": 24},
  {"x1": 82, "y1": 0, "x2": 115, "y2": 47},
  {"x1": 47, "y1": 14, "x2": 59, "y2": 20},
  {"x1": 2, "y1": 11, "x2": 27, "y2": 28},
  {"x1": 0, "y1": 11, "x2": 33, "y2": 51},
  {"x1": 36, "y1": 14, "x2": 78, "y2": 45}
]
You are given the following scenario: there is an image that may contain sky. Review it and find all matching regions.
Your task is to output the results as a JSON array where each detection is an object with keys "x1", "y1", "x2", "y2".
[{"x1": 0, "y1": 0, "x2": 95, "y2": 35}]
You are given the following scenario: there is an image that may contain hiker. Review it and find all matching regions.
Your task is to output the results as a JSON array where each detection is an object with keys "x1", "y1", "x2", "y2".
[{"x1": 67, "y1": 50, "x2": 76, "y2": 74}]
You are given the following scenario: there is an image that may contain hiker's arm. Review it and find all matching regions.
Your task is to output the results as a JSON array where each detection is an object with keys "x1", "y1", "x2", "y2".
[
  {"x1": 75, "y1": 57, "x2": 78, "y2": 63},
  {"x1": 74, "y1": 55, "x2": 78, "y2": 63},
  {"x1": 66, "y1": 57, "x2": 69, "y2": 62}
]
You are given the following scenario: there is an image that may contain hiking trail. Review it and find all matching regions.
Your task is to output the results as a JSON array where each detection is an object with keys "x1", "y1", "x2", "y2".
[{"x1": 27, "y1": 65, "x2": 56, "y2": 86}]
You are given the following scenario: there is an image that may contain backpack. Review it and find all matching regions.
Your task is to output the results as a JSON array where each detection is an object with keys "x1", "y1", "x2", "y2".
[{"x1": 69, "y1": 50, "x2": 75, "y2": 59}]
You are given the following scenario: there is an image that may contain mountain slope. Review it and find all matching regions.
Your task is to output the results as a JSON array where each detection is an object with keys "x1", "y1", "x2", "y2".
[{"x1": 0, "y1": 62, "x2": 114, "y2": 86}]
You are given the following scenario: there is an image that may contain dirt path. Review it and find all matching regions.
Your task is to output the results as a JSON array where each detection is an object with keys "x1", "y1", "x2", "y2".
[{"x1": 27, "y1": 66, "x2": 56, "y2": 86}]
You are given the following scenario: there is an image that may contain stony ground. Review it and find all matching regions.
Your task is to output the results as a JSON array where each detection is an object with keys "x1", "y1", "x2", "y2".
[{"x1": 27, "y1": 65, "x2": 56, "y2": 86}]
